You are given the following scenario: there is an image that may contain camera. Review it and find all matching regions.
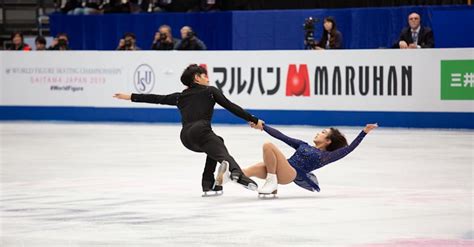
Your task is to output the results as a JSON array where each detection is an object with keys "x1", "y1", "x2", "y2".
[
  {"x1": 185, "y1": 31, "x2": 195, "y2": 40},
  {"x1": 303, "y1": 17, "x2": 319, "y2": 49},
  {"x1": 57, "y1": 38, "x2": 69, "y2": 50},
  {"x1": 159, "y1": 32, "x2": 168, "y2": 42},
  {"x1": 124, "y1": 39, "x2": 132, "y2": 49},
  {"x1": 58, "y1": 38, "x2": 67, "y2": 47}
]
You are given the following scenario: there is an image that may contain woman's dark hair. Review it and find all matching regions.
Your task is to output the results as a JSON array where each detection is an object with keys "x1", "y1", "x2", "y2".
[
  {"x1": 326, "y1": 127, "x2": 348, "y2": 151},
  {"x1": 11, "y1": 32, "x2": 24, "y2": 42},
  {"x1": 180, "y1": 64, "x2": 207, "y2": 86},
  {"x1": 322, "y1": 16, "x2": 338, "y2": 49}
]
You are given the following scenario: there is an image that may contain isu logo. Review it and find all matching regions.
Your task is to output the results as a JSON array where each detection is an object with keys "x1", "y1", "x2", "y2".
[
  {"x1": 286, "y1": 64, "x2": 310, "y2": 96},
  {"x1": 134, "y1": 64, "x2": 155, "y2": 93}
]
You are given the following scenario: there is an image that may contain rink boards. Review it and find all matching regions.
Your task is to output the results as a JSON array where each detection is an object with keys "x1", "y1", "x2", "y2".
[{"x1": 0, "y1": 49, "x2": 473, "y2": 128}]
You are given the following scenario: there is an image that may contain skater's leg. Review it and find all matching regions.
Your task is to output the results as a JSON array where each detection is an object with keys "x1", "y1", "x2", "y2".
[
  {"x1": 199, "y1": 134, "x2": 257, "y2": 190},
  {"x1": 242, "y1": 162, "x2": 267, "y2": 179},
  {"x1": 202, "y1": 155, "x2": 217, "y2": 182},
  {"x1": 201, "y1": 135, "x2": 225, "y2": 189},
  {"x1": 262, "y1": 142, "x2": 297, "y2": 185},
  {"x1": 202, "y1": 155, "x2": 218, "y2": 191}
]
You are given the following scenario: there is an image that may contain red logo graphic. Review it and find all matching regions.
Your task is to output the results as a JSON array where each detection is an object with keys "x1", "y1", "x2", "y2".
[{"x1": 286, "y1": 64, "x2": 310, "y2": 96}]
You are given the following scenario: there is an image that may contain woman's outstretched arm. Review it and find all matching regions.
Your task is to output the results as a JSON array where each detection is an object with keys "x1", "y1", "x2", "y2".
[
  {"x1": 262, "y1": 124, "x2": 306, "y2": 150},
  {"x1": 320, "y1": 123, "x2": 378, "y2": 166}
]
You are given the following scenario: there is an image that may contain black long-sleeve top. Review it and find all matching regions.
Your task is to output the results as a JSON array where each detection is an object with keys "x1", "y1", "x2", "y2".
[{"x1": 130, "y1": 83, "x2": 259, "y2": 125}]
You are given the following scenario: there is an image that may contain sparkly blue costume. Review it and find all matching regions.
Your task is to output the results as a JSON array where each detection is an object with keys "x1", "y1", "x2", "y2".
[{"x1": 263, "y1": 125, "x2": 367, "y2": 192}]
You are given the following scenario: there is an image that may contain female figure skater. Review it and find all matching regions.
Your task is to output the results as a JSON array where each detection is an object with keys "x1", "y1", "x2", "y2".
[
  {"x1": 236, "y1": 123, "x2": 377, "y2": 197},
  {"x1": 114, "y1": 64, "x2": 264, "y2": 196}
]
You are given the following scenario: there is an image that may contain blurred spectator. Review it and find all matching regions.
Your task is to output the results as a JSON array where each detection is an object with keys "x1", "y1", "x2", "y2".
[
  {"x1": 199, "y1": 0, "x2": 222, "y2": 12},
  {"x1": 315, "y1": 17, "x2": 343, "y2": 50},
  {"x1": 35, "y1": 36, "x2": 47, "y2": 51},
  {"x1": 71, "y1": 0, "x2": 102, "y2": 15},
  {"x1": 396, "y1": 12, "x2": 434, "y2": 49},
  {"x1": 9, "y1": 32, "x2": 32, "y2": 51},
  {"x1": 151, "y1": 25, "x2": 180, "y2": 50},
  {"x1": 49, "y1": 33, "x2": 71, "y2": 50},
  {"x1": 103, "y1": 0, "x2": 131, "y2": 13},
  {"x1": 61, "y1": 0, "x2": 81, "y2": 14},
  {"x1": 117, "y1": 32, "x2": 141, "y2": 50},
  {"x1": 176, "y1": 26, "x2": 207, "y2": 50}
]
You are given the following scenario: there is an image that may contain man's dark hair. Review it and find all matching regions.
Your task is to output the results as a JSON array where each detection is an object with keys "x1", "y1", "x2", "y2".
[
  {"x1": 35, "y1": 36, "x2": 46, "y2": 45},
  {"x1": 180, "y1": 64, "x2": 207, "y2": 86}
]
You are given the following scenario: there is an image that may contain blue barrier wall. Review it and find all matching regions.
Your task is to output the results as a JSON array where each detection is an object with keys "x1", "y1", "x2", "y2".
[
  {"x1": 1, "y1": 106, "x2": 473, "y2": 129},
  {"x1": 50, "y1": 5, "x2": 474, "y2": 50}
]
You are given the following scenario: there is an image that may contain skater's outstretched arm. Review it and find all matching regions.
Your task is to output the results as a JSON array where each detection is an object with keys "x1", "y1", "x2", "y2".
[
  {"x1": 209, "y1": 86, "x2": 260, "y2": 124},
  {"x1": 320, "y1": 123, "x2": 377, "y2": 166},
  {"x1": 262, "y1": 125, "x2": 306, "y2": 149},
  {"x1": 113, "y1": 93, "x2": 180, "y2": 106}
]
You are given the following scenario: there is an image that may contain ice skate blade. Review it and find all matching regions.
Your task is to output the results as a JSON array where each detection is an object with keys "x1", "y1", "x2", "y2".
[
  {"x1": 201, "y1": 191, "x2": 224, "y2": 197},
  {"x1": 258, "y1": 191, "x2": 278, "y2": 199}
]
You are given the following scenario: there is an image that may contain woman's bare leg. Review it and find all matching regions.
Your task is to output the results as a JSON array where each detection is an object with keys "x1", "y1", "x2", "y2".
[
  {"x1": 242, "y1": 162, "x2": 267, "y2": 179},
  {"x1": 262, "y1": 142, "x2": 297, "y2": 185}
]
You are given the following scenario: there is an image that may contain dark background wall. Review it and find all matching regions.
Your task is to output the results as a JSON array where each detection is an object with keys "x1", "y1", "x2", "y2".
[{"x1": 50, "y1": 5, "x2": 474, "y2": 50}]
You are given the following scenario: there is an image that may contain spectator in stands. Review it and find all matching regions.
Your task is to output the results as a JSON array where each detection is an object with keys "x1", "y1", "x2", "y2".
[
  {"x1": 35, "y1": 36, "x2": 47, "y2": 51},
  {"x1": 61, "y1": 0, "x2": 81, "y2": 14},
  {"x1": 71, "y1": 0, "x2": 102, "y2": 15},
  {"x1": 176, "y1": 26, "x2": 207, "y2": 50},
  {"x1": 49, "y1": 33, "x2": 71, "y2": 50},
  {"x1": 397, "y1": 12, "x2": 434, "y2": 49},
  {"x1": 151, "y1": 25, "x2": 180, "y2": 50},
  {"x1": 117, "y1": 32, "x2": 141, "y2": 50},
  {"x1": 314, "y1": 16, "x2": 343, "y2": 50},
  {"x1": 103, "y1": 0, "x2": 131, "y2": 13},
  {"x1": 9, "y1": 32, "x2": 32, "y2": 51}
]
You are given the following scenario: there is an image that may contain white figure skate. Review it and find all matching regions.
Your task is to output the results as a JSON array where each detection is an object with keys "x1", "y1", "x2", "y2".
[{"x1": 258, "y1": 173, "x2": 278, "y2": 199}]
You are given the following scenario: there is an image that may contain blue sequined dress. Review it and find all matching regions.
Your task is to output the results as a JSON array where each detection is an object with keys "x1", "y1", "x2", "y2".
[{"x1": 263, "y1": 125, "x2": 367, "y2": 192}]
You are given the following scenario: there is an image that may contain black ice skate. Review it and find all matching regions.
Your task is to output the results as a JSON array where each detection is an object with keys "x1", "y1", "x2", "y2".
[
  {"x1": 201, "y1": 180, "x2": 223, "y2": 197},
  {"x1": 230, "y1": 171, "x2": 258, "y2": 191}
]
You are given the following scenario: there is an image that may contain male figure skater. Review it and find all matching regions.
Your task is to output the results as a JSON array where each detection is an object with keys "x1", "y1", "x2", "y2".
[{"x1": 114, "y1": 64, "x2": 264, "y2": 196}]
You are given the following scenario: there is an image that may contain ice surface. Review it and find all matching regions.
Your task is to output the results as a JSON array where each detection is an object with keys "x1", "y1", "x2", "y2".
[{"x1": 1, "y1": 122, "x2": 472, "y2": 246}]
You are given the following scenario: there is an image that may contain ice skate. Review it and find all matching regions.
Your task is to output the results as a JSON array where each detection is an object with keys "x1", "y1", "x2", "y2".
[
  {"x1": 230, "y1": 171, "x2": 258, "y2": 191},
  {"x1": 258, "y1": 173, "x2": 278, "y2": 199},
  {"x1": 201, "y1": 180, "x2": 223, "y2": 197},
  {"x1": 215, "y1": 160, "x2": 231, "y2": 186}
]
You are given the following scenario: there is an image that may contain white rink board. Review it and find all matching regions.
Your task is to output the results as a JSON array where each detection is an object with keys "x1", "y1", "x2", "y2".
[{"x1": 1, "y1": 49, "x2": 473, "y2": 112}]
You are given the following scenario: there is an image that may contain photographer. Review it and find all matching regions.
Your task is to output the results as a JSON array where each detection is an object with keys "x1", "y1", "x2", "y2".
[
  {"x1": 151, "y1": 25, "x2": 179, "y2": 50},
  {"x1": 116, "y1": 32, "x2": 141, "y2": 51},
  {"x1": 176, "y1": 26, "x2": 207, "y2": 51},
  {"x1": 48, "y1": 33, "x2": 71, "y2": 50}
]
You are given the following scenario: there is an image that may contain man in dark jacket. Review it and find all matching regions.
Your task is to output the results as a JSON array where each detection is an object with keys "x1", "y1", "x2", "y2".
[{"x1": 397, "y1": 12, "x2": 434, "y2": 49}]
